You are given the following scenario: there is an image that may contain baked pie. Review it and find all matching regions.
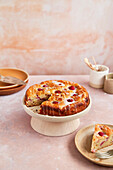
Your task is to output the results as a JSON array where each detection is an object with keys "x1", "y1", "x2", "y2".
[
  {"x1": 91, "y1": 124, "x2": 113, "y2": 153},
  {"x1": 25, "y1": 80, "x2": 90, "y2": 116}
]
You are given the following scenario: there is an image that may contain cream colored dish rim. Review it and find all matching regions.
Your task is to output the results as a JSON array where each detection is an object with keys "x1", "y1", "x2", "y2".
[{"x1": 22, "y1": 96, "x2": 92, "y2": 122}]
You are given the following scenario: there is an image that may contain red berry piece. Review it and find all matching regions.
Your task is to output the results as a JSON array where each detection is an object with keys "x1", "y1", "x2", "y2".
[
  {"x1": 55, "y1": 90, "x2": 61, "y2": 93},
  {"x1": 41, "y1": 98, "x2": 46, "y2": 101},
  {"x1": 59, "y1": 83, "x2": 62, "y2": 85},
  {"x1": 67, "y1": 99, "x2": 73, "y2": 102},
  {"x1": 98, "y1": 132, "x2": 104, "y2": 136},
  {"x1": 64, "y1": 88, "x2": 67, "y2": 91},
  {"x1": 36, "y1": 95, "x2": 40, "y2": 99},
  {"x1": 73, "y1": 93, "x2": 78, "y2": 96},
  {"x1": 100, "y1": 141, "x2": 105, "y2": 146},
  {"x1": 68, "y1": 86, "x2": 75, "y2": 90},
  {"x1": 43, "y1": 85, "x2": 48, "y2": 87},
  {"x1": 38, "y1": 88, "x2": 43, "y2": 91},
  {"x1": 99, "y1": 126, "x2": 103, "y2": 130},
  {"x1": 53, "y1": 101, "x2": 58, "y2": 104}
]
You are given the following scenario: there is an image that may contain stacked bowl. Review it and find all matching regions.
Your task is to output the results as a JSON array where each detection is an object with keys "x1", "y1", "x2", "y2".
[{"x1": 0, "y1": 68, "x2": 29, "y2": 95}]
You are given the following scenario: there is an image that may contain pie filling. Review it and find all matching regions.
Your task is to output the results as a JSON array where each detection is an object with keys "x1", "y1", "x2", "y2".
[{"x1": 26, "y1": 95, "x2": 49, "y2": 107}]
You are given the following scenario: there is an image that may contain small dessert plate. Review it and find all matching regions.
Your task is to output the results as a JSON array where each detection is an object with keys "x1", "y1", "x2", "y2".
[{"x1": 75, "y1": 124, "x2": 113, "y2": 167}]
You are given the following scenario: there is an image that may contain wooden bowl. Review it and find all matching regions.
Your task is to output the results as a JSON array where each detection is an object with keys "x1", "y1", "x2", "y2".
[
  {"x1": 0, "y1": 67, "x2": 29, "y2": 89},
  {"x1": 23, "y1": 97, "x2": 92, "y2": 136},
  {"x1": 0, "y1": 80, "x2": 28, "y2": 95}
]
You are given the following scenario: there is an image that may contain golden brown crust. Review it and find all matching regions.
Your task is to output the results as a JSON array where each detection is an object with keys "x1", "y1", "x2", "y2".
[
  {"x1": 25, "y1": 80, "x2": 90, "y2": 116},
  {"x1": 95, "y1": 124, "x2": 113, "y2": 137}
]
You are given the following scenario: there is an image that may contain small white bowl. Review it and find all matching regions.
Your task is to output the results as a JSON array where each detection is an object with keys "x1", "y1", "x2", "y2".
[
  {"x1": 89, "y1": 64, "x2": 109, "y2": 88},
  {"x1": 23, "y1": 97, "x2": 92, "y2": 136}
]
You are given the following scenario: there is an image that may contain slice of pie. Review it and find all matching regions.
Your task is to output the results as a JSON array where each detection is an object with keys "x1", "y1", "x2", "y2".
[{"x1": 91, "y1": 124, "x2": 113, "y2": 153}]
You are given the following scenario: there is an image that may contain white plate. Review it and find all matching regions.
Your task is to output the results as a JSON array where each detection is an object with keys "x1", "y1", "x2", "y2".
[{"x1": 75, "y1": 124, "x2": 113, "y2": 167}]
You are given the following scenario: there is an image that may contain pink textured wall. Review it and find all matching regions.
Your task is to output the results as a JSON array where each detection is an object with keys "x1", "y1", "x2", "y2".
[{"x1": 0, "y1": 0, "x2": 113, "y2": 75}]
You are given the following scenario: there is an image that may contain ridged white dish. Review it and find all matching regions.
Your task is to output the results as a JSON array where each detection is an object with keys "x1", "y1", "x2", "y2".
[{"x1": 23, "y1": 96, "x2": 92, "y2": 136}]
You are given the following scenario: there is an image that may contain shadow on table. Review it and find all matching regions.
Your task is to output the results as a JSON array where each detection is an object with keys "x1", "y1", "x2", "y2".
[{"x1": 1, "y1": 110, "x2": 38, "y2": 136}]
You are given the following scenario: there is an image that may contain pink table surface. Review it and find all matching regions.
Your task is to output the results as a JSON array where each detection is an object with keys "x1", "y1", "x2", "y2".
[{"x1": 0, "y1": 75, "x2": 113, "y2": 170}]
